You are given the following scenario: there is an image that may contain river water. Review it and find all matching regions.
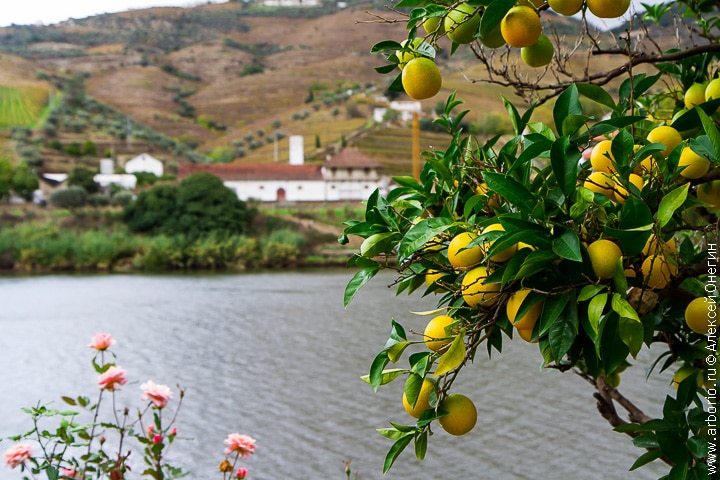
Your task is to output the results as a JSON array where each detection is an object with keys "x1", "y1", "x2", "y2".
[{"x1": 0, "y1": 270, "x2": 671, "y2": 479}]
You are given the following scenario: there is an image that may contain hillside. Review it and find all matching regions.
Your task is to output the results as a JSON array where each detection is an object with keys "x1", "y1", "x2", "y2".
[{"x1": 0, "y1": 1, "x2": 639, "y2": 177}]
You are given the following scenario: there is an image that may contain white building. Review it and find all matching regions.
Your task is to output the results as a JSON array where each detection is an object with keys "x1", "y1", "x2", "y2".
[
  {"x1": 124, "y1": 153, "x2": 164, "y2": 177},
  {"x1": 177, "y1": 148, "x2": 387, "y2": 203}
]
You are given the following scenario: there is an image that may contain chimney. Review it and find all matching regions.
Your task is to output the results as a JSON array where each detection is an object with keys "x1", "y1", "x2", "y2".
[{"x1": 289, "y1": 135, "x2": 304, "y2": 165}]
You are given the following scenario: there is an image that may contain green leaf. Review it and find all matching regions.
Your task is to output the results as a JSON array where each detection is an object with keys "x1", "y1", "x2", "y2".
[
  {"x1": 619, "y1": 316, "x2": 644, "y2": 358},
  {"x1": 403, "y1": 373, "x2": 424, "y2": 408},
  {"x1": 696, "y1": 107, "x2": 720, "y2": 159},
  {"x1": 377, "y1": 427, "x2": 413, "y2": 441},
  {"x1": 576, "y1": 83, "x2": 616, "y2": 110},
  {"x1": 687, "y1": 436, "x2": 709, "y2": 459},
  {"x1": 483, "y1": 171, "x2": 537, "y2": 215},
  {"x1": 398, "y1": 216, "x2": 453, "y2": 261},
  {"x1": 656, "y1": 183, "x2": 690, "y2": 228},
  {"x1": 553, "y1": 84, "x2": 582, "y2": 135},
  {"x1": 550, "y1": 136, "x2": 581, "y2": 197},
  {"x1": 629, "y1": 449, "x2": 662, "y2": 471},
  {"x1": 388, "y1": 342, "x2": 410, "y2": 363},
  {"x1": 415, "y1": 430, "x2": 428, "y2": 460},
  {"x1": 383, "y1": 434, "x2": 414, "y2": 473},
  {"x1": 578, "y1": 284, "x2": 605, "y2": 302},
  {"x1": 611, "y1": 293, "x2": 641, "y2": 323},
  {"x1": 361, "y1": 232, "x2": 400, "y2": 258},
  {"x1": 360, "y1": 368, "x2": 405, "y2": 386},
  {"x1": 552, "y1": 228, "x2": 582, "y2": 262},
  {"x1": 369, "y1": 350, "x2": 390, "y2": 392},
  {"x1": 344, "y1": 265, "x2": 380, "y2": 308},
  {"x1": 434, "y1": 328, "x2": 466, "y2": 376},
  {"x1": 548, "y1": 298, "x2": 578, "y2": 361},
  {"x1": 370, "y1": 40, "x2": 403, "y2": 54},
  {"x1": 587, "y1": 293, "x2": 608, "y2": 336}
]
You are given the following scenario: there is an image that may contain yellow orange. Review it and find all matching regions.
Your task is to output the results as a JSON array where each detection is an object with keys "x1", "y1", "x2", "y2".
[
  {"x1": 438, "y1": 394, "x2": 477, "y2": 436},
  {"x1": 647, "y1": 126, "x2": 682, "y2": 157},
  {"x1": 583, "y1": 171, "x2": 615, "y2": 198},
  {"x1": 403, "y1": 377, "x2": 436, "y2": 418},
  {"x1": 590, "y1": 140, "x2": 616, "y2": 173},
  {"x1": 678, "y1": 146, "x2": 711, "y2": 179},
  {"x1": 500, "y1": 6, "x2": 542, "y2": 48},
  {"x1": 482, "y1": 223, "x2": 517, "y2": 262},
  {"x1": 587, "y1": 239, "x2": 622, "y2": 279},
  {"x1": 401, "y1": 57, "x2": 442, "y2": 100},
  {"x1": 506, "y1": 288, "x2": 542, "y2": 330},
  {"x1": 424, "y1": 315, "x2": 455, "y2": 352},
  {"x1": 462, "y1": 266, "x2": 501, "y2": 308},
  {"x1": 641, "y1": 255, "x2": 677, "y2": 289},
  {"x1": 685, "y1": 297, "x2": 712, "y2": 335},
  {"x1": 448, "y1": 232, "x2": 485, "y2": 269},
  {"x1": 586, "y1": 0, "x2": 631, "y2": 18}
]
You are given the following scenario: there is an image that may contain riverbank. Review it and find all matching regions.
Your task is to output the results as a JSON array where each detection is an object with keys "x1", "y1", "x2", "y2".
[{"x1": 0, "y1": 203, "x2": 362, "y2": 273}]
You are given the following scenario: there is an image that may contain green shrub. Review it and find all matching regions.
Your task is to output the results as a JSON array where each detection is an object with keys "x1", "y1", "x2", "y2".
[
  {"x1": 112, "y1": 191, "x2": 134, "y2": 207},
  {"x1": 87, "y1": 193, "x2": 110, "y2": 207},
  {"x1": 50, "y1": 187, "x2": 87, "y2": 209}
]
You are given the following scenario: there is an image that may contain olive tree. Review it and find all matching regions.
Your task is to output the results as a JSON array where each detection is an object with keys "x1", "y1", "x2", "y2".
[{"x1": 343, "y1": 1, "x2": 719, "y2": 478}]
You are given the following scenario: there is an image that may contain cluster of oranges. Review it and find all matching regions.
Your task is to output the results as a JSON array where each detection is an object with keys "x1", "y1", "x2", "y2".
[{"x1": 396, "y1": 0, "x2": 633, "y2": 100}]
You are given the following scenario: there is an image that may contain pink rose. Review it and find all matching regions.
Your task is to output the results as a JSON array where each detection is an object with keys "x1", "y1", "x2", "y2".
[
  {"x1": 3, "y1": 443, "x2": 32, "y2": 469},
  {"x1": 223, "y1": 433, "x2": 256, "y2": 458},
  {"x1": 152, "y1": 435, "x2": 163, "y2": 444},
  {"x1": 97, "y1": 366, "x2": 127, "y2": 391},
  {"x1": 146, "y1": 424, "x2": 155, "y2": 436},
  {"x1": 140, "y1": 381, "x2": 173, "y2": 408},
  {"x1": 170, "y1": 427, "x2": 177, "y2": 437},
  {"x1": 235, "y1": 467, "x2": 249, "y2": 479},
  {"x1": 88, "y1": 333, "x2": 115, "y2": 351},
  {"x1": 60, "y1": 467, "x2": 77, "y2": 478}
]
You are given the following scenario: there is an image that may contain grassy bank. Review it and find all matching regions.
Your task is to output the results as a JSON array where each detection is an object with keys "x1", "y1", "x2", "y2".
[{"x1": 0, "y1": 203, "x2": 360, "y2": 273}]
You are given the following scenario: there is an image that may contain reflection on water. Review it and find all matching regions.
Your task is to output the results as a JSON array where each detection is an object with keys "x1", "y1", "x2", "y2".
[{"x1": 0, "y1": 271, "x2": 671, "y2": 479}]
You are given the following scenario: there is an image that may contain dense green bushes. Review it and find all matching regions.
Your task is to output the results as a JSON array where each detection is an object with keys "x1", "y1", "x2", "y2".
[{"x1": 123, "y1": 173, "x2": 255, "y2": 237}]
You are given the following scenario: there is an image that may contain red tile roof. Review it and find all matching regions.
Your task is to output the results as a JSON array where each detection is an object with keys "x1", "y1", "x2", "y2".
[
  {"x1": 178, "y1": 162, "x2": 324, "y2": 181},
  {"x1": 326, "y1": 148, "x2": 385, "y2": 169}
]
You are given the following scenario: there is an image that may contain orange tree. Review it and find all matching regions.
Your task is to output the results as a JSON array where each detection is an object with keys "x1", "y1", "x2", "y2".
[{"x1": 341, "y1": 0, "x2": 720, "y2": 477}]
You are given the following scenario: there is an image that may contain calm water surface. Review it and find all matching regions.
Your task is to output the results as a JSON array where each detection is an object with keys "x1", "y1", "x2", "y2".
[{"x1": 0, "y1": 270, "x2": 671, "y2": 479}]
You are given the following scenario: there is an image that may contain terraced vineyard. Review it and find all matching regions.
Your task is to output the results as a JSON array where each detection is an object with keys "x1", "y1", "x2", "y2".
[
  {"x1": 0, "y1": 85, "x2": 50, "y2": 128},
  {"x1": 352, "y1": 126, "x2": 451, "y2": 176}
]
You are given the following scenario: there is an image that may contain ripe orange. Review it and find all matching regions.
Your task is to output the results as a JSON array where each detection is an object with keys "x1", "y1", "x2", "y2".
[
  {"x1": 587, "y1": 239, "x2": 622, "y2": 279},
  {"x1": 586, "y1": 0, "x2": 631, "y2": 18},
  {"x1": 424, "y1": 315, "x2": 455, "y2": 352},
  {"x1": 646, "y1": 126, "x2": 682, "y2": 158},
  {"x1": 462, "y1": 266, "x2": 501, "y2": 307},
  {"x1": 641, "y1": 254, "x2": 677, "y2": 289},
  {"x1": 612, "y1": 173, "x2": 644, "y2": 204},
  {"x1": 401, "y1": 57, "x2": 442, "y2": 100},
  {"x1": 583, "y1": 171, "x2": 615, "y2": 198},
  {"x1": 706, "y1": 78, "x2": 720, "y2": 112},
  {"x1": 506, "y1": 288, "x2": 542, "y2": 330},
  {"x1": 684, "y1": 82, "x2": 707, "y2": 110},
  {"x1": 697, "y1": 180, "x2": 720, "y2": 209},
  {"x1": 438, "y1": 393, "x2": 477, "y2": 436},
  {"x1": 548, "y1": 0, "x2": 583, "y2": 16},
  {"x1": 448, "y1": 231, "x2": 485, "y2": 269},
  {"x1": 590, "y1": 140, "x2": 616, "y2": 173},
  {"x1": 403, "y1": 377, "x2": 436, "y2": 418},
  {"x1": 481, "y1": 223, "x2": 517, "y2": 262},
  {"x1": 678, "y1": 146, "x2": 711, "y2": 179},
  {"x1": 500, "y1": 5, "x2": 542, "y2": 48},
  {"x1": 685, "y1": 297, "x2": 712, "y2": 335}
]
